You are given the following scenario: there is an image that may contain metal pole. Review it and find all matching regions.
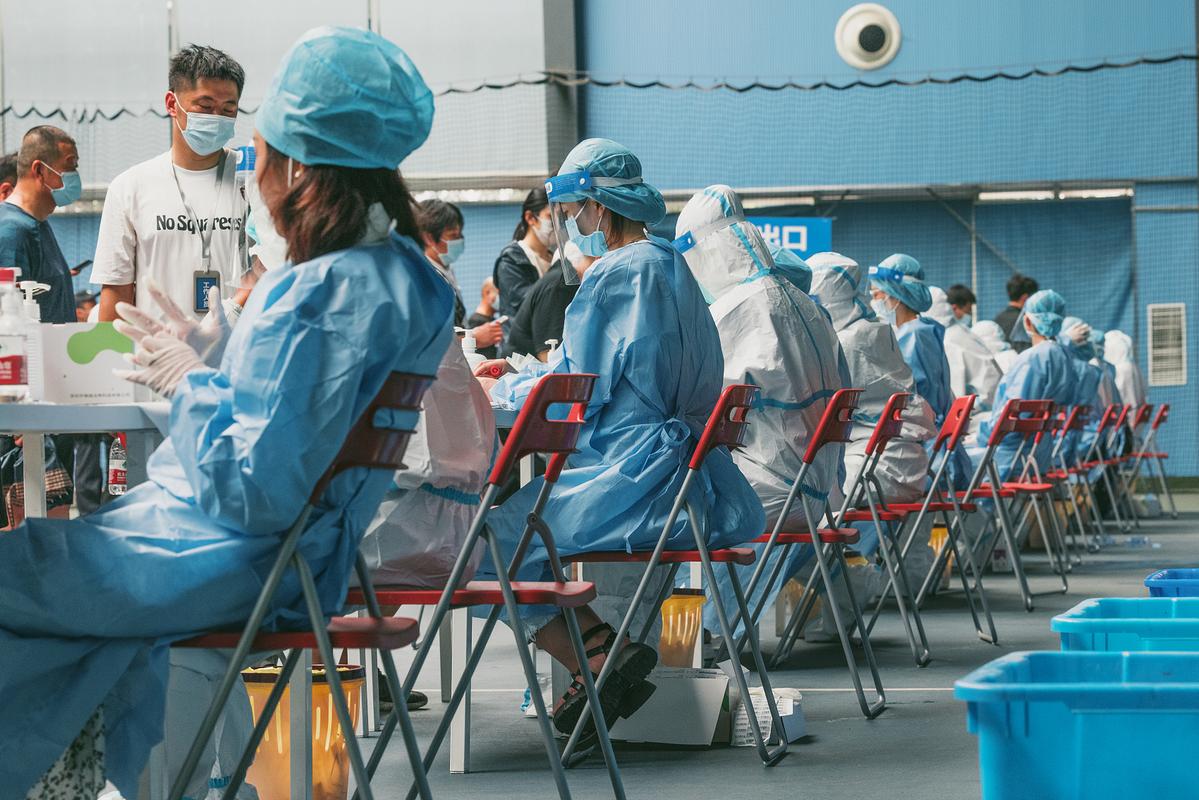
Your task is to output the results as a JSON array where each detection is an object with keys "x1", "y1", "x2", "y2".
[
  {"x1": 1129, "y1": 193, "x2": 1139, "y2": 357},
  {"x1": 970, "y1": 200, "x2": 979, "y2": 303},
  {"x1": 928, "y1": 188, "x2": 1023, "y2": 275},
  {"x1": 367, "y1": 0, "x2": 382, "y2": 32},
  {"x1": 166, "y1": 0, "x2": 179, "y2": 149},
  {"x1": 0, "y1": 0, "x2": 6, "y2": 149}
]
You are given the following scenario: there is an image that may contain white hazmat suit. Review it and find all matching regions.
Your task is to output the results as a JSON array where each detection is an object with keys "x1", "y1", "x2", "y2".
[
  {"x1": 675, "y1": 186, "x2": 845, "y2": 635},
  {"x1": 809, "y1": 252, "x2": 937, "y2": 595},
  {"x1": 357, "y1": 337, "x2": 496, "y2": 588},
  {"x1": 1104, "y1": 330, "x2": 1147, "y2": 410},
  {"x1": 972, "y1": 320, "x2": 1020, "y2": 374},
  {"x1": 927, "y1": 287, "x2": 1004, "y2": 411}
]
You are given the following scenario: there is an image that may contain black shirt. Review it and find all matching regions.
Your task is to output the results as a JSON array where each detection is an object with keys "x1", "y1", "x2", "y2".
[
  {"x1": 492, "y1": 241, "x2": 542, "y2": 322},
  {"x1": 464, "y1": 311, "x2": 498, "y2": 359},
  {"x1": 993, "y1": 305, "x2": 1030, "y2": 353},
  {"x1": 505, "y1": 262, "x2": 578, "y2": 358}
]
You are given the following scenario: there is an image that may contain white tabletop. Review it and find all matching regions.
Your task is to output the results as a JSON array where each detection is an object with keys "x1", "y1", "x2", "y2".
[
  {"x1": 0, "y1": 402, "x2": 171, "y2": 435},
  {"x1": 491, "y1": 406, "x2": 518, "y2": 429}
]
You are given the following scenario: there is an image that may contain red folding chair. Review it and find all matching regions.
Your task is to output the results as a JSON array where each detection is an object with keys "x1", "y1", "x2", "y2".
[
  {"x1": 765, "y1": 392, "x2": 928, "y2": 674},
  {"x1": 954, "y1": 400, "x2": 1070, "y2": 612},
  {"x1": 860, "y1": 394, "x2": 999, "y2": 646},
  {"x1": 724, "y1": 388, "x2": 888, "y2": 716},
  {"x1": 1124, "y1": 403, "x2": 1177, "y2": 519},
  {"x1": 343, "y1": 373, "x2": 629, "y2": 800},
  {"x1": 168, "y1": 372, "x2": 437, "y2": 800},
  {"x1": 558, "y1": 385, "x2": 793, "y2": 766},
  {"x1": 1078, "y1": 404, "x2": 1135, "y2": 534},
  {"x1": 1044, "y1": 405, "x2": 1104, "y2": 557}
]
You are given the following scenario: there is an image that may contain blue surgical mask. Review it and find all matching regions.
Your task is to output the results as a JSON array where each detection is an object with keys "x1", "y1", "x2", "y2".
[
  {"x1": 42, "y1": 164, "x2": 82, "y2": 207},
  {"x1": 174, "y1": 99, "x2": 236, "y2": 157},
  {"x1": 566, "y1": 204, "x2": 608, "y2": 258},
  {"x1": 959, "y1": 313, "x2": 972, "y2": 328},
  {"x1": 441, "y1": 237, "x2": 465, "y2": 266},
  {"x1": 871, "y1": 297, "x2": 897, "y2": 327}
]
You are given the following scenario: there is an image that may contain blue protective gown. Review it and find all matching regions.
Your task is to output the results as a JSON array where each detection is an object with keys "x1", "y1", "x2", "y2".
[
  {"x1": 0, "y1": 232, "x2": 453, "y2": 797},
  {"x1": 978, "y1": 340, "x2": 1078, "y2": 480},
  {"x1": 485, "y1": 237, "x2": 765, "y2": 597},
  {"x1": 896, "y1": 316, "x2": 972, "y2": 487},
  {"x1": 1070, "y1": 359, "x2": 1103, "y2": 461}
]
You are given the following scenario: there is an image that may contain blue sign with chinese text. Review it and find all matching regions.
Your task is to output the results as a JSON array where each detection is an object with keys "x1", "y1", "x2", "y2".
[{"x1": 746, "y1": 216, "x2": 832, "y2": 258}]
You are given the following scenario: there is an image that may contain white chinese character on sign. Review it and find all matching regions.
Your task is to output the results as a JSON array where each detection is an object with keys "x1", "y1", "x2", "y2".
[
  {"x1": 782, "y1": 225, "x2": 808, "y2": 252},
  {"x1": 756, "y1": 223, "x2": 781, "y2": 249}
]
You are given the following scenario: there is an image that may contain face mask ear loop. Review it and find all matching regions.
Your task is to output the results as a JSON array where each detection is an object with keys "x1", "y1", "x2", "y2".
[{"x1": 286, "y1": 157, "x2": 294, "y2": 189}]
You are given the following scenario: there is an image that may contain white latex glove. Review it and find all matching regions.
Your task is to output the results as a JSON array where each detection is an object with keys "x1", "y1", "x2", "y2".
[
  {"x1": 113, "y1": 334, "x2": 206, "y2": 398},
  {"x1": 1067, "y1": 323, "x2": 1092, "y2": 345},
  {"x1": 113, "y1": 280, "x2": 232, "y2": 368}
]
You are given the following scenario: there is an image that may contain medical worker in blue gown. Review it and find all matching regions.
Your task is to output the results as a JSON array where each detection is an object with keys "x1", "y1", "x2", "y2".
[
  {"x1": 0, "y1": 28, "x2": 452, "y2": 799},
  {"x1": 870, "y1": 254, "x2": 973, "y2": 489},
  {"x1": 482, "y1": 139, "x2": 765, "y2": 736},
  {"x1": 1056, "y1": 317, "x2": 1104, "y2": 461},
  {"x1": 673, "y1": 185, "x2": 845, "y2": 638},
  {"x1": 977, "y1": 290, "x2": 1078, "y2": 480}
]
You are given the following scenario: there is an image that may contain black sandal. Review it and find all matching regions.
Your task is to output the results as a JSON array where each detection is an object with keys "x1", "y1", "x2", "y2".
[{"x1": 552, "y1": 622, "x2": 658, "y2": 737}]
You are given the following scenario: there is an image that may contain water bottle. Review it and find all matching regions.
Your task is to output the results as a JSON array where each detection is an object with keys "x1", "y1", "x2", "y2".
[
  {"x1": 0, "y1": 269, "x2": 29, "y2": 403},
  {"x1": 235, "y1": 143, "x2": 256, "y2": 275},
  {"x1": 107, "y1": 434, "x2": 127, "y2": 496},
  {"x1": 461, "y1": 330, "x2": 486, "y2": 373},
  {"x1": 234, "y1": 143, "x2": 256, "y2": 192}
]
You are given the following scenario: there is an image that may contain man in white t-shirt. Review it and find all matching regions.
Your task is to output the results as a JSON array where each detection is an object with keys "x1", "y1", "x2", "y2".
[
  {"x1": 94, "y1": 44, "x2": 248, "y2": 324},
  {"x1": 92, "y1": 44, "x2": 259, "y2": 799}
]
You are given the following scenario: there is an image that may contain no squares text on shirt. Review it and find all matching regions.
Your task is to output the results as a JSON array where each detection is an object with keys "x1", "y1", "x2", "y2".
[{"x1": 156, "y1": 214, "x2": 244, "y2": 234}]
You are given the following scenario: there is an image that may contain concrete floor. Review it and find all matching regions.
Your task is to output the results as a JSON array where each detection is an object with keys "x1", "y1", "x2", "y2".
[{"x1": 365, "y1": 506, "x2": 1199, "y2": 800}]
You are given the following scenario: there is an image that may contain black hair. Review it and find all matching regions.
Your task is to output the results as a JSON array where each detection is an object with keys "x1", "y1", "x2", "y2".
[
  {"x1": 1006, "y1": 273, "x2": 1039, "y2": 302},
  {"x1": 0, "y1": 153, "x2": 17, "y2": 186},
  {"x1": 512, "y1": 187, "x2": 549, "y2": 240},
  {"x1": 16, "y1": 126, "x2": 75, "y2": 174},
  {"x1": 169, "y1": 44, "x2": 245, "y2": 96},
  {"x1": 417, "y1": 199, "x2": 464, "y2": 243},
  {"x1": 946, "y1": 284, "x2": 977, "y2": 308}
]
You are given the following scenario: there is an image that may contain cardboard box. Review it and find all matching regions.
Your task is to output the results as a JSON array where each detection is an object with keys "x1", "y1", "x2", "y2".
[
  {"x1": 34, "y1": 322, "x2": 134, "y2": 404},
  {"x1": 610, "y1": 667, "x2": 728, "y2": 746},
  {"x1": 609, "y1": 665, "x2": 806, "y2": 748}
]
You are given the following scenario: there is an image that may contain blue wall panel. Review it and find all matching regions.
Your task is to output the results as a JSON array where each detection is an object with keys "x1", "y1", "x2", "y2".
[
  {"x1": 579, "y1": 0, "x2": 1194, "y2": 80},
  {"x1": 579, "y1": 1, "x2": 1196, "y2": 189},
  {"x1": 1133, "y1": 183, "x2": 1199, "y2": 476}
]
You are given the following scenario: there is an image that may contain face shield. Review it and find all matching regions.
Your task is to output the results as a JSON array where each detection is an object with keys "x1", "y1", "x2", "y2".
[
  {"x1": 544, "y1": 171, "x2": 643, "y2": 285},
  {"x1": 670, "y1": 211, "x2": 747, "y2": 254},
  {"x1": 1010, "y1": 309, "x2": 1032, "y2": 345}
]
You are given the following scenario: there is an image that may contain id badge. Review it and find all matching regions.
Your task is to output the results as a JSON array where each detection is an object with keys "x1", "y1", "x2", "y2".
[{"x1": 194, "y1": 270, "x2": 221, "y2": 313}]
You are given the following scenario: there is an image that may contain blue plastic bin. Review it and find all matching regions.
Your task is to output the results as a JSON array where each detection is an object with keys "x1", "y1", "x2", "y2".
[
  {"x1": 1145, "y1": 568, "x2": 1199, "y2": 597},
  {"x1": 955, "y1": 651, "x2": 1199, "y2": 800},
  {"x1": 1052, "y1": 598, "x2": 1199, "y2": 651}
]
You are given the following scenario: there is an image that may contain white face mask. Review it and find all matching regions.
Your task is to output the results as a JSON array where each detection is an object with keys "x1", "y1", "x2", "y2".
[
  {"x1": 245, "y1": 177, "x2": 288, "y2": 271},
  {"x1": 871, "y1": 297, "x2": 897, "y2": 327},
  {"x1": 532, "y1": 216, "x2": 554, "y2": 248}
]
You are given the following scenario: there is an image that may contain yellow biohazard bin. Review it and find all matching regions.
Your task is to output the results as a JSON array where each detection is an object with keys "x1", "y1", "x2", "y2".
[
  {"x1": 659, "y1": 589, "x2": 706, "y2": 667},
  {"x1": 241, "y1": 664, "x2": 365, "y2": 800}
]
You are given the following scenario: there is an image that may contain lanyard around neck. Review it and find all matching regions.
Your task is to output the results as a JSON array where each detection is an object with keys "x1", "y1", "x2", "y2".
[{"x1": 171, "y1": 151, "x2": 230, "y2": 272}]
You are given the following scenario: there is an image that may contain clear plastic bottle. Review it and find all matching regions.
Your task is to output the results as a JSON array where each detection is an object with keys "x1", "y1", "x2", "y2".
[
  {"x1": 461, "y1": 330, "x2": 486, "y2": 373},
  {"x1": 0, "y1": 269, "x2": 29, "y2": 402},
  {"x1": 107, "y1": 434, "x2": 128, "y2": 496}
]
